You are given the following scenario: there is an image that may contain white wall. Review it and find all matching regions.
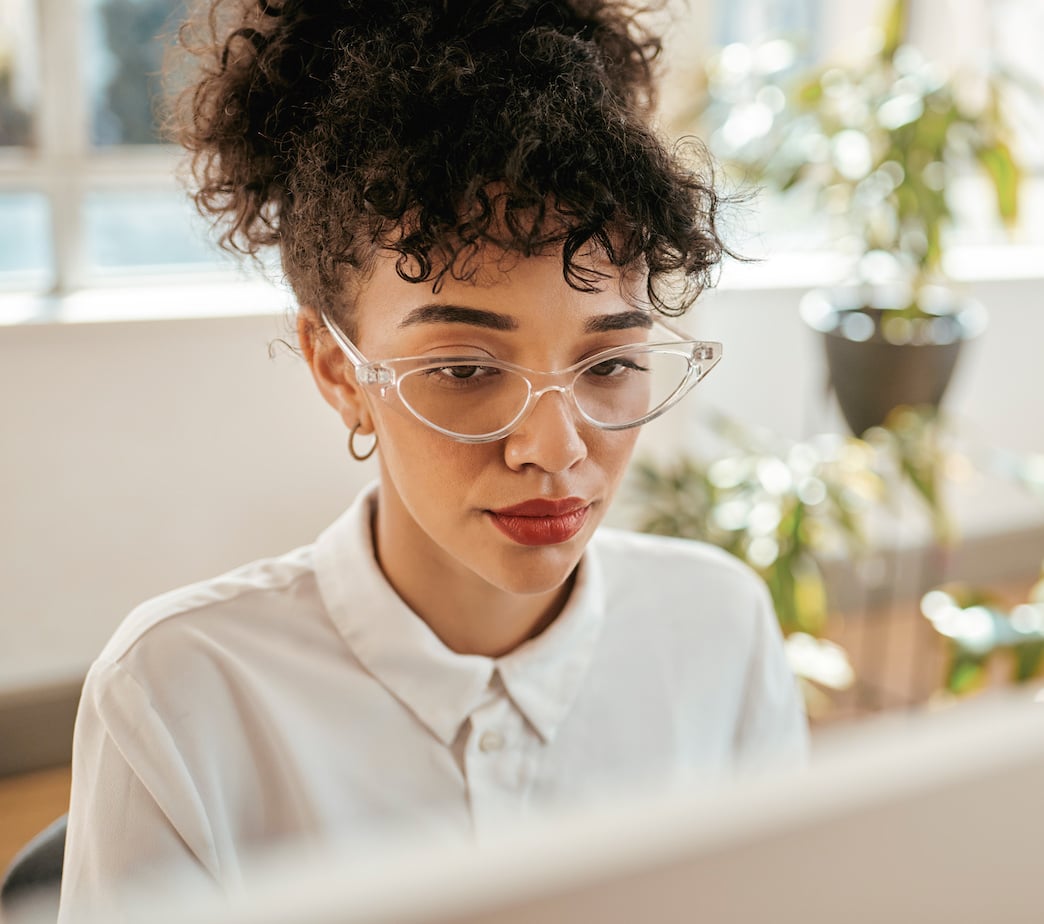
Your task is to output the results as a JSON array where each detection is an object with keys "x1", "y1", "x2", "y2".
[
  {"x1": 679, "y1": 268, "x2": 1044, "y2": 541},
  {"x1": 1, "y1": 307, "x2": 374, "y2": 691},
  {"x1": 3, "y1": 266, "x2": 1044, "y2": 693}
]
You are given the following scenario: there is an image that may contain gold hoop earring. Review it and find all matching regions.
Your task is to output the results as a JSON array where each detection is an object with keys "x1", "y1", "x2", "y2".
[{"x1": 348, "y1": 423, "x2": 378, "y2": 461}]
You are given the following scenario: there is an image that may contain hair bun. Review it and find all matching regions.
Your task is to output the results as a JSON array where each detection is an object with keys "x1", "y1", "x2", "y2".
[{"x1": 170, "y1": 0, "x2": 726, "y2": 319}]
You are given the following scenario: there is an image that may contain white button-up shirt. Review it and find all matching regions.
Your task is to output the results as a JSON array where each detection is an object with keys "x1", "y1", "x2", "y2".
[{"x1": 59, "y1": 485, "x2": 808, "y2": 918}]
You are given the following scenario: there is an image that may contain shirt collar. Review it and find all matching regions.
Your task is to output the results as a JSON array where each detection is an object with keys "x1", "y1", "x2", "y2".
[
  {"x1": 494, "y1": 547, "x2": 605, "y2": 743},
  {"x1": 314, "y1": 483, "x2": 605, "y2": 747}
]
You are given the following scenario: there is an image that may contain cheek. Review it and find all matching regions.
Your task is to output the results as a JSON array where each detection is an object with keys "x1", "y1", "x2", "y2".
[
  {"x1": 373, "y1": 406, "x2": 641, "y2": 503},
  {"x1": 374, "y1": 411, "x2": 490, "y2": 490},
  {"x1": 590, "y1": 428, "x2": 642, "y2": 481}
]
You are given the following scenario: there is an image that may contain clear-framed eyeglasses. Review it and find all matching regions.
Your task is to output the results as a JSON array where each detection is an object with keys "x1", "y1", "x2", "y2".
[{"x1": 320, "y1": 310, "x2": 722, "y2": 443}]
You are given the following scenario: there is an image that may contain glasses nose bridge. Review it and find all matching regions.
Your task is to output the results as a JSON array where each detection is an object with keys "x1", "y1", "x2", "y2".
[
  {"x1": 524, "y1": 366, "x2": 579, "y2": 414},
  {"x1": 505, "y1": 375, "x2": 583, "y2": 442}
]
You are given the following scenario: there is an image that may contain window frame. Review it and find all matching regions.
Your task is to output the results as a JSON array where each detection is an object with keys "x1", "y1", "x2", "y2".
[
  {"x1": 0, "y1": 0, "x2": 205, "y2": 296},
  {"x1": 2, "y1": 0, "x2": 1043, "y2": 307}
]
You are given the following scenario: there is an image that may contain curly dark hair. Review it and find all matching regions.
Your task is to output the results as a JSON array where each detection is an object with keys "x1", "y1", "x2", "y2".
[{"x1": 169, "y1": 0, "x2": 728, "y2": 329}]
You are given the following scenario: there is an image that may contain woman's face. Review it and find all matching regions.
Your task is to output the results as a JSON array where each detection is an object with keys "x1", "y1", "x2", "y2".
[{"x1": 317, "y1": 247, "x2": 649, "y2": 600}]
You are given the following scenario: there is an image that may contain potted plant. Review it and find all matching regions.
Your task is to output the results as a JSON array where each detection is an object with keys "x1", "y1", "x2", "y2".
[
  {"x1": 628, "y1": 410, "x2": 1043, "y2": 717},
  {"x1": 687, "y1": 0, "x2": 1023, "y2": 436},
  {"x1": 921, "y1": 565, "x2": 1044, "y2": 697}
]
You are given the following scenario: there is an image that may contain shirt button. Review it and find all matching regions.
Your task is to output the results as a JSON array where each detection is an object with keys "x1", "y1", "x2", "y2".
[{"x1": 478, "y1": 730, "x2": 505, "y2": 753}]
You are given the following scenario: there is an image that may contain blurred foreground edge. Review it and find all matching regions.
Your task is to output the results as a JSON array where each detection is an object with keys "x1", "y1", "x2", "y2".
[{"x1": 62, "y1": 689, "x2": 1044, "y2": 924}]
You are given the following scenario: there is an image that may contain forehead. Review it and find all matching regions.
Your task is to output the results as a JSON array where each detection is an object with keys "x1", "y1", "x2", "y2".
[{"x1": 353, "y1": 245, "x2": 648, "y2": 336}]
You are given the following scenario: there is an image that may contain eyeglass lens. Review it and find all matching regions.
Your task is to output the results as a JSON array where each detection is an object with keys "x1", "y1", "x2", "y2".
[{"x1": 396, "y1": 347, "x2": 695, "y2": 437}]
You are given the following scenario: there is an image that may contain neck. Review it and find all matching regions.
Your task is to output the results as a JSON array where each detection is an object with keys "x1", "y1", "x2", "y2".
[
  {"x1": 403, "y1": 569, "x2": 574, "y2": 658},
  {"x1": 372, "y1": 499, "x2": 576, "y2": 658}
]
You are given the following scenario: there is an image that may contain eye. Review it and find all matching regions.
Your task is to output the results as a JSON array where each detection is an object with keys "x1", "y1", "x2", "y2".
[
  {"x1": 423, "y1": 363, "x2": 501, "y2": 386},
  {"x1": 585, "y1": 357, "x2": 650, "y2": 378},
  {"x1": 443, "y1": 364, "x2": 491, "y2": 379}
]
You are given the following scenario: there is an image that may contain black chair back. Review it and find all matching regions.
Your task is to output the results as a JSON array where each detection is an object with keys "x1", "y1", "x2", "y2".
[{"x1": 1, "y1": 814, "x2": 67, "y2": 922}]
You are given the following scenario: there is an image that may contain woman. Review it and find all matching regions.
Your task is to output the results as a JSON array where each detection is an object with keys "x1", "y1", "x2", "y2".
[{"x1": 59, "y1": 0, "x2": 808, "y2": 917}]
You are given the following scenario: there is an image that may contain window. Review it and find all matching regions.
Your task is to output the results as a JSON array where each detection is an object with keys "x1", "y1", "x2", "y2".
[
  {"x1": 2, "y1": 0, "x2": 1043, "y2": 306},
  {"x1": 0, "y1": 0, "x2": 232, "y2": 297},
  {"x1": 992, "y1": 0, "x2": 1044, "y2": 172},
  {"x1": 714, "y1": 0, "x2": 822, "y2": 63},
  {"x1": 660, "y1": 0, "x2": 1044, "y2": 267}
]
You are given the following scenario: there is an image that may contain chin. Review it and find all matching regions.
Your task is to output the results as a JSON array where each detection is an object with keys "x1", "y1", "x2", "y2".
[{"x1": 482, "y1": 542, "x2": 587, "y2": 597}]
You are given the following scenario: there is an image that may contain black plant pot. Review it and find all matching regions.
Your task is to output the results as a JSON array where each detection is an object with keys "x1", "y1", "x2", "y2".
[{"x1": 801, "y1": 288, "x2": 987, "y2": 437}]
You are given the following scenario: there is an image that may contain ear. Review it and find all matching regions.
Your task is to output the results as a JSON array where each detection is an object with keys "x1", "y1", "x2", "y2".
[{"x1": 297, "y1": 308, "x2": 374, "y2": 433}]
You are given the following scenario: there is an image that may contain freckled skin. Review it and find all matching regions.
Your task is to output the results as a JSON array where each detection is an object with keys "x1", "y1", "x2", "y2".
[{"x1": 301, "y1": 248, "x2": 645, "y2": 656}]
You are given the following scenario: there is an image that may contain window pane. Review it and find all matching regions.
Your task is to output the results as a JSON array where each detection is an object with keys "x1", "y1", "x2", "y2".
[
  {"x1": 84, "y1": 189, "x2": 224, "y2": 272},
  {"x1": 0, "y1": 0, "x2": 37, "y2": 146},
  {"x1": 87, "y1": 0, "x2": 187, "y2": 146},
  {"x1": 716, "y1": 0, "x2": 822, "y2": 64},
  {"x1": 0, "y1": 192, "x2": 50, "y2": 287},
  {"x1": 993, "y1": 0, "x2": 1044, "y2": 172}
]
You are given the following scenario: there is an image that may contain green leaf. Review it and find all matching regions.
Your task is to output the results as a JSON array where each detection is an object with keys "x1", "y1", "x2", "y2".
[
  {"x1": 1013, "y1": 641, "x2": 1044, "y2": 683},
  {"x1": 778, "y1": 164, "x2": 807, "y2": 192},
  {"x1": 881, "y1": 0, "x2": 909, "y2": 60},
  {"x1": 793, "y1": 559, "x2": 829, "y2": 636},
  {"x1": 797, "y1": 79, "x2": 824, "y2": 107},
  {"x1": 947, "y1": 656, "x2": 985, "y2": 696},
  {"x1": 978, "y1": 142, "x2": 1021, "y2": 226}
]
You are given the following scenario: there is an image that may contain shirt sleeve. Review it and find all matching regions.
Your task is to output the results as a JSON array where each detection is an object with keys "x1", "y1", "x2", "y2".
[
  {"x1": 731, "y1": 580, "x2": 810, "y2": 773},
  {"x1": 58, "y1": 659, "x2": 221, "y2": 922}
]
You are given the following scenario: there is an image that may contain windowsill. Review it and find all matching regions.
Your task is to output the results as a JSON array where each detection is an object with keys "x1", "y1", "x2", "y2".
[
  {"x1": 714, "y1": 242, "x2": 1044, "y2": 293},
  {"x1": 2, "y1": 242, "x2": 1044, "y2": 327},
  {"x1": 0, "y1": 272, "x2": 294, "y2": 326}
]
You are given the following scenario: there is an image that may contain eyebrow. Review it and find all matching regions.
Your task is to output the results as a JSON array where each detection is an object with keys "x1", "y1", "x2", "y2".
[
  {"x1": 398, "y1": 304, "x2": 519, "y2": 331},
  {"x1": 396, "y1": 304, "x2": 654, "y2": 334},
  {"x1": 584, "y1": 310, "x2": 654, "y2": 333}
]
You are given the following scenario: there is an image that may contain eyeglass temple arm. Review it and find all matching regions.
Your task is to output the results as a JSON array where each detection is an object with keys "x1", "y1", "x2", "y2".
[
  {"x1": 652, "y1": 315, "x2": 723, "y2": 365},
  {"x1": 319, "y1": 310, "x2": 369, "y2": 366}
]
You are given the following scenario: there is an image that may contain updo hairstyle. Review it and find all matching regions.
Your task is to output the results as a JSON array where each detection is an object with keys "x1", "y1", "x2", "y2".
[{"x1": 170, "y1": 0, "x2": 729, "y2": 331}]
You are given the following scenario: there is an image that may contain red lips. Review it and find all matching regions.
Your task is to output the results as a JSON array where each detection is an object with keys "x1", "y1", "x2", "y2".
[
  {"x1": 487, "y1": 497, "x2": 591, "y2": 546},
  {"x1": 491, "y1": 497, "x2": 587, "y2": 517}
]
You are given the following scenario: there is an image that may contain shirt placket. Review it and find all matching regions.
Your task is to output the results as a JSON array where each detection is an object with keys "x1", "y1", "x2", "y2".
[{"x1": 462, "y1": 691, "x2": 536, "y2": 842}]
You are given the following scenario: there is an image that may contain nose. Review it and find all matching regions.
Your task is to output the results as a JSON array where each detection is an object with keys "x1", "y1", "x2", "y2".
[{"x1": 503, "y1": 387, "x2": 587, "y2": 473}]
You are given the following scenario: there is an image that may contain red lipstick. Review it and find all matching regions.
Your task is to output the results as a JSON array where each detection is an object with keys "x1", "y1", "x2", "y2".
[{"x1": 487, "y1": 497, "x2": 591, "y2": 546}]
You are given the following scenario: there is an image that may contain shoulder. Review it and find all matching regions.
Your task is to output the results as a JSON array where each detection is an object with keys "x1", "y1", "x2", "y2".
[
  {"x1": 588, "y1": 526, "x2": 776, "y2": 659},
  {"x1": 591, "y1": 526, "x2": 768, "y2": 608},
  {"x1": 97, "y1": 543, "x2": 320, "y2": 671},
  {"x1": 79, "y1": 542, "x2": 334, "y2": 751}
]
